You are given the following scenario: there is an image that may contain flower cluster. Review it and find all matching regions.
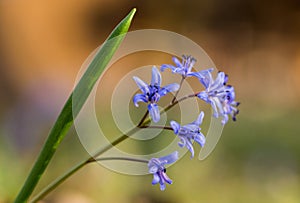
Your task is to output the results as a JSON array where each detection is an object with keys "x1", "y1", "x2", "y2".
[
  {"x1": 196, "y1": 71, "x2": 240, "y2": 124},
  {"x1": 161, "y1": 55, "x2": 197, "y2": 78},
  {"x1": 132, "y1": 55, "x2": 240, "y2": 190}
]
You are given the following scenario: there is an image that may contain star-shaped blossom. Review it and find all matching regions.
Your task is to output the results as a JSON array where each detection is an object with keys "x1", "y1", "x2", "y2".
[
  {"x1": 161, "y1": 55, "x2": 213, "y2": 80},
  {"x1": 133, "y1": 67, "x2": 179, "y2": 123},
  {"x1": 170, "y1": 112, "x2": 206, "y2": 158},
  {"x1": 197, "y1": 71, "x2": 240, "y2": 125},
  {"x1": 148, "y1": 151, "x2": 178, "y2": 191}
]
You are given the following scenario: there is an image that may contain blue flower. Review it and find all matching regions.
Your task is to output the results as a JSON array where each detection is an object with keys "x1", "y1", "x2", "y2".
[
  {"x1": 148, "y1": 151, "x2": 178, "y2": 191},
  {"x1": 170, "y1": 112, "x2": 206, "y2": 158},
  {"x1": 161, "y1": 55, "x2": 213, "y2": 79},
  {"x1": 197, "y1": 71, "x2": 240, "y2": 125},
  {"x1": 133, "y1": 67, "x2": 179, "y2": 123}
]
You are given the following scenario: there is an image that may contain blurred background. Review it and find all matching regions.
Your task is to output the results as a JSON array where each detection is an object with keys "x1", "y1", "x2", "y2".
[{"x1": 0, "y1": 0, "x2": 300, "y2": 202}]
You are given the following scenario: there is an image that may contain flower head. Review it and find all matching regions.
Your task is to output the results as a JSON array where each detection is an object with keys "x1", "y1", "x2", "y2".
[
  {"x1": 170, "y1": 112, "x2": 206, "y2": 158},
  {"x1": 133, "y1": 67, "x2": 179, "y2": 123},
  {"x1": 197, "y1": 71, "x2": 240, "y2": 125},
  {"x1": 161, "y1": 55, "x2": 215, "y2": 81},
  {"x1": 148, "y1": 151, "x2": 178, "y2": 191},
  {"x1": 161, "y1": 55, "x2": 197, "y2": 78}
]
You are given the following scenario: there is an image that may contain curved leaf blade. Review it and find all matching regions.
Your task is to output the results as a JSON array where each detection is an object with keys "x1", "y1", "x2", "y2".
[{"x1": 14, "y1": 8, "x2": 136, "y2": 203}]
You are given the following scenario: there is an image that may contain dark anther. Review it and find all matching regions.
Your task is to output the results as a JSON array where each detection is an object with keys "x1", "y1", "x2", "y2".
[{"x1": 163, "y1": 168, "x2": 167, "y2": 173}]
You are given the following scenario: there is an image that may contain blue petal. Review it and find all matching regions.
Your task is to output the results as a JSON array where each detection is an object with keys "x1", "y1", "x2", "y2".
[
  {"x1": 178, "y1": 137, "x2": 186, "y2": 148},
  {"x1": 173, "y1": 68, "x2": 184, "y2": 74},
  {"x1": 170, "y1": 121, "x2": 180, "y2": 134},
  {"x1": 161, "y1": 172, "x2": 173, "y2": 184},
  {"x1": 210, "y1": 98, "x2": 219, "y2": 118},
  {"x1": 133, "y1": 94, "x2": 148, "y2": 107},
  {"x1": 158, "y1": 151, "x2": 178, "y2": 165},
  {"x1": 152, "y1": 173, "x2": 160, "y2": 185},
  {"x1": 133, "y1": 76, "x2": 149, "y2": 94},
  {"x1": 214, "y1": 97, "x2": 224, "y2": 115},
  {"x1": 194, "y1": 133, "x2": 206, "y2": 147},
  {"x1": 187, "y1": 72, "x2": 201, "y2": 78},
  {"x1": 159, "y1": 182, "x2": 166, "y2": 191},
  {"x1": 216, "y1": 71, "x2": 225, "y2": 83},
  {"x1": 148, "y1": 103, "x2": 160, "y2": 123},
  {"x1": 158, "y1": 83, "x2": 180, "y2": 96},
  {"x1": 193, "y1": 111, "x2": 204, "y2": 126},
  {"x1": 172, "y1": 56, "x2": 183, "y2": 68},
  {"x1": 210, "y1": 71, "x2": 225, "y2": 90},
  {"x1": 184, "y1": 56, "x2": 196, "y2": 73},
  {"x1": 224, "y1": 73, "x2": 229, "y2": 84},
  {"x1": 185, "y1": 139, "x2": 195, "y2": 158},
  {"x1": 221, "y1": 114, "x2": 229, "y2": 125},
  {"x1": 161, "y1": 64, "x2": 176, "y2": 72},
  {"x1": 148, "y1": 164, "x2": 159, "y2": 173},
  {"x1": 183, "y1": 124, "x2": 198, "y2": 133},
  {"x1": 197, "y1": 91, "x2": 210, "y2": 103},
  {"x1": 190, "y1": 68, "x2": 213, "y2": 88},
  {"x1": 151, "y1": 67, "x2": 161, "y2": 87}
]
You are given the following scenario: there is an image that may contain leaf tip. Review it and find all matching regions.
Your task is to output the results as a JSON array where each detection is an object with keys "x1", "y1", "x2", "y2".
[{"x1": 128, "y1": 8, "x2": 137, "y2": 20}]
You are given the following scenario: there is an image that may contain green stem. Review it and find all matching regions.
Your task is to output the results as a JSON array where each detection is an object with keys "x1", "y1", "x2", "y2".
[
  {"x1": 137, "y1": 111, "x2": 149, "y2": 127},
  {"x1": 94, "y1": 157, "x2": 149, "y2": 164},
  {"x1": 164, "y1": 93, "x2": 197, "y2": 112},
  {"x1": 139, "y1": 125, "x2": 173, "y2": 130},
  {"x1": 171, "y1": 76, "x2": 185, "y2": 104}
]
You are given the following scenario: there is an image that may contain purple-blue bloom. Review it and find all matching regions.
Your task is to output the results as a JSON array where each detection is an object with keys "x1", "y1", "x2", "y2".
[
  {"x1": 133, "y1": 67, "x2": 179, "y2": 123},
  {"x1": 170, "y1": 112, "x2": 206, "y2": 158},
  {"x1": 148, "y1": 151, "x2": 178, "y2": 191},
  {"x1": 161, "y1": 55, "x2": 213, "y2": 80},
  {"x1": 197, "y1": 71, "x2": 240, "y2": 125}
]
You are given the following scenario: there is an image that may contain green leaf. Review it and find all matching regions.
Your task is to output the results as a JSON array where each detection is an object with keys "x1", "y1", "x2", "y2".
[{"x1": 14, "y1": 8, "x2": 136, "y2": 203}]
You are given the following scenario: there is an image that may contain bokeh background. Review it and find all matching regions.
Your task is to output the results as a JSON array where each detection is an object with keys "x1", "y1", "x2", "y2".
[{"x1": 1, "y1": 0, "x2": 300, "y2": 202}]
